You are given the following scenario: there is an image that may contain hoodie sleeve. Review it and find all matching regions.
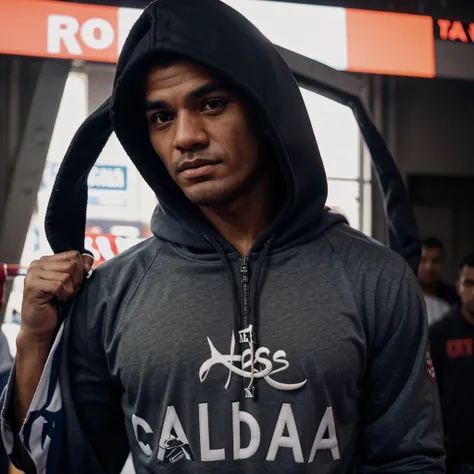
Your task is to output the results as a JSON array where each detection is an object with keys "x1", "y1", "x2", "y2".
[
  {"x1": 0, "y1": 323, "x2": 64, "y2": 474},
  {"x1": 55, "y1": 281, "x2": 130, "y2": 474},
  {"x1": 0, "y1": 283, "x2": 130, "y2": 474},
  {"x1": 358, "y1": 262, "x2": 445, "y2": 473}
]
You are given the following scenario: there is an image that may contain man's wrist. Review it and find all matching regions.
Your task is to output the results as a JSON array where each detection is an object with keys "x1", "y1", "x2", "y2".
[{"x1": 16, "y1": 329, "x2": 54, "y2": 355}]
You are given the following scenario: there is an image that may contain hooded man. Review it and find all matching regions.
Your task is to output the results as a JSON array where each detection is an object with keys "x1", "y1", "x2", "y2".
[{"x1": 2, "y1": 0, "x2": 444, "y2": 473}]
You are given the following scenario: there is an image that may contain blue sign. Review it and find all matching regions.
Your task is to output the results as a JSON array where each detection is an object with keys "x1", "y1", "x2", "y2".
[{"x1": 51, "y1": 164, "x2": 128, "y2": 191}]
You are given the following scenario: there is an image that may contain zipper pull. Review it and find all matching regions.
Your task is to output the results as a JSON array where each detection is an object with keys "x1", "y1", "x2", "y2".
[{"x1": 240, "y1": 256, "x2": 249, "y2": 282}]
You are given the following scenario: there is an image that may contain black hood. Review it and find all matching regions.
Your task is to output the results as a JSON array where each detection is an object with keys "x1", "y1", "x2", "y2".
[{"x1": 45, "y1": 0, "x2": 419, "y2": 268}]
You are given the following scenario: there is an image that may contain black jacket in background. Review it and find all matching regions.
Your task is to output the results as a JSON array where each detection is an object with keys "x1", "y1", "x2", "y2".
[
  {"x1": 436, "y1": 281, "x2": 459, "y2": 306},
  {"x1": 430, "y1": 308, "x2": 474, "y2": 465}
]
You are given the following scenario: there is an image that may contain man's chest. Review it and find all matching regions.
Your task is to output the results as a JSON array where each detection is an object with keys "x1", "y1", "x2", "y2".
[
  {"x1": 100, "y1": 264, "x2": 367, "y2": 466},
  {"x1": 108, "y1": 273, "x2": 366, "y2": 402}
]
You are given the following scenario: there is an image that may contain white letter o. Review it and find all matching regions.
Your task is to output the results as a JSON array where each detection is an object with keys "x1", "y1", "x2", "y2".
[{"x1": 81, "y1": 18, "x2": 114, "y2": 50}]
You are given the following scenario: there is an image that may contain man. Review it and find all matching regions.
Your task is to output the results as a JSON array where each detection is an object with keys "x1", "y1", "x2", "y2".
[
  {"x1": 2, "y1": 1, "x2": 444, "y2": 473},
  {"x1": 419, "y1": 237, "x2": 458, "y2": 325},
  {"x1": 430, "y1": 252, "x2": 474, "y2": 474}
]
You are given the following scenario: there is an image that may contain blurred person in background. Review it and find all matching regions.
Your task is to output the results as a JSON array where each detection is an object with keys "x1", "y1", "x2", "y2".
[
  {"x1": 430, "y1": 251, "x2": 474, "y2": 474},
  {"x1": 419, "y1": 237, "x2": 458, "y2": 325}
]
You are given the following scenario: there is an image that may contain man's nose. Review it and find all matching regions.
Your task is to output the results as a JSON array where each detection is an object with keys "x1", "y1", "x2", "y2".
[{"x1": 173, "y1": 111, "x2": 209, "y2": 152}]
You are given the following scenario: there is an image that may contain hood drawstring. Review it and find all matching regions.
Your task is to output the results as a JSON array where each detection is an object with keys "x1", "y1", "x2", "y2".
[
  {"x1": 246, "y1": 236, "x2": 275, "y2": 399},
  {"x1": 205, "y1": 234, "x2": 275, "y2": 400},
  {"x1": 204, "y1": 235, "x2": 241, "y2": 345}
]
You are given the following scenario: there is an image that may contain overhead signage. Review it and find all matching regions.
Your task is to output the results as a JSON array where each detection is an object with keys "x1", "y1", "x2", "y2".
[
  {"x1": 0, "y1": 0, "x2": 435, "y2": 78},
  {"x1": 88, "y1": 165, "x2": 127, "y2": 191},
  {"x1": 434, "y1": 19, "x2": 474, "y2": 44},
  {"x1": 0, "y1": 0, "x2": 141, "y2": 62},
  {"x1": 51, "y1": 164, "x2": 127, "y2": 191}
]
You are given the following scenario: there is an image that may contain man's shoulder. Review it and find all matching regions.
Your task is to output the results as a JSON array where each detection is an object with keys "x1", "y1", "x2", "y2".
[
  {"x1": 321, "y1": 223, "x2": 408, "y2": 276},
  {"x1": 82, "y1": 236, "x2": 165, "y2": 291},
  {"x1": 315, "y1": 224, "x2": 421, "y2": 334},
  {"x1": 69, "y1": 237, "x2": 165, "y2": 327},
  {"x1": 305, "y1": 224, "x2": 415, "y2": 316}
]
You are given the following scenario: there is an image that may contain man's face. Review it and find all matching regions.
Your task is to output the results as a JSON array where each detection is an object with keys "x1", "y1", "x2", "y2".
[
  {"x1": 144, "y1": 60, "x2": 265, "y2": 207},
  {"x1": 418, "y1": 247, "x2": 444, "y2": 285},
  {"x1": 458, "y1": 265, "x2": 474, "y2": 316}
]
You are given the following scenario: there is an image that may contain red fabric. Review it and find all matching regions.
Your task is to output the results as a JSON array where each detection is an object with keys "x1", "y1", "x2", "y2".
[{"x1": 84, "y1": 233, "x2": 119, "y2": 269}]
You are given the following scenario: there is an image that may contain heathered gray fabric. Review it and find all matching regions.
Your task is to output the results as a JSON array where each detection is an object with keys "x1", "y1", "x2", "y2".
[{"x1": 57, "y1": 214, "x2": 445, "y2": 473}]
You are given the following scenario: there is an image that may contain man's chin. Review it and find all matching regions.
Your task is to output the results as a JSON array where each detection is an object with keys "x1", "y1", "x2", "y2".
[
  {"x1": 188, "y1": 193, "x2": 236, "y2": 208},
  {"x1": 184, "y1": 184, "x2": 239, "y2": 208}
]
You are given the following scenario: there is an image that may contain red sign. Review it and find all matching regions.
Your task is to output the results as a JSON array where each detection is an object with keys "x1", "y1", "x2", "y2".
[
  {"x1": 85, "y1": 233, "x2": 145, "y2": 268},
  {"x1": 85, "y1": 233, "x2": 119, "y2": 268},
  {"x1": 435, "y1": 19, "x2": 474, "y2": 44}
]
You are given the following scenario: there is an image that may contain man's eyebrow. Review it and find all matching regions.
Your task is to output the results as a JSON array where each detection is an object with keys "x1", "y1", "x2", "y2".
[
  {"x1": 144, "y1": 80, "x2": 228, "y2": 112},
  {"x1": 188, "y1": 80, "x2": 227, "y2": 100},
  {"x1": 144, "y1": 99, "x2": 168, "y2": 112}
]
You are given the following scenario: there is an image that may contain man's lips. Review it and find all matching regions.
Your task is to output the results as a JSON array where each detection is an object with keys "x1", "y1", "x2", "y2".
[
  {"x1": 178, "y1": 158, "x2": 222, "y2": 172},
  {"x1": 178, "y1": 158, "x2": 222, "y2": 179}
]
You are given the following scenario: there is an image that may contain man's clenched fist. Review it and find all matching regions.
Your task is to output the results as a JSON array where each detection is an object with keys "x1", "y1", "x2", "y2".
[{"x1": 20, "y1": 251, "x2": 93, "y2": 343}]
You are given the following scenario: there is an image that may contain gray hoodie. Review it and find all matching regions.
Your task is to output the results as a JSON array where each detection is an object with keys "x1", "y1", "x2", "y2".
[{"x1": 1, "y1": 0, "x2": 444, "y2": 473}]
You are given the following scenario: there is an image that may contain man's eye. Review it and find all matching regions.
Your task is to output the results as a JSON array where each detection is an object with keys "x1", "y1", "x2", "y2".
[
  {"x1": 202, "y1": 100, "x2": 226, "y2": 112},
  {"x1": 152, "y1": 112, "x2": 173, "y2": 124}
]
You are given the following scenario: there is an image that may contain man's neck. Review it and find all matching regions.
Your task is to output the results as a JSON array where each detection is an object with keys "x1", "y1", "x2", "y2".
[
  {"x1": 200, "y1": 174, "x2": 273, "y2": 256},
  {"x1": 461, "y1": 307, "x2": 474, "y2": 326}
]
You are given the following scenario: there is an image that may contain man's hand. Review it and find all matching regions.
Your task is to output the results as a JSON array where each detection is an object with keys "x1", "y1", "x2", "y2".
[{"x1": 19, "y1": 251, "x2": 93, "y2": 344}]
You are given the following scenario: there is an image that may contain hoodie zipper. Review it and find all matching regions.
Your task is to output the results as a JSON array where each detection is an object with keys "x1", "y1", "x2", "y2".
[
  {"x1": 239, "y1": 256, "x2": 255, "y2": 398},
  {"x1": 240, "y1": 256, "x2": 250, "y2": 330}
]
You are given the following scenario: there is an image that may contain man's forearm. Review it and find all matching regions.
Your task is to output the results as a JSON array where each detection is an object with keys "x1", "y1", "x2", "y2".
[
  {"x1": 11, "y1": 332, "x2": 54, "y2": 473},
  {"x1": 14, "y1": 331, "x2": 53, "y2": 430}
]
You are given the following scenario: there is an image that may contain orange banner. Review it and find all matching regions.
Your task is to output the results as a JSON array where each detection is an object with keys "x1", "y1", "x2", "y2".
[
  {"x1": 0, "y1": 0, "x2": 119, "y2": 63},
  {"x1": 0, "y1": 0, "x2": 439, "y2": 78},
  {"x1": 345, "y1": 9, "x2": 436, "y2": 78}
]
